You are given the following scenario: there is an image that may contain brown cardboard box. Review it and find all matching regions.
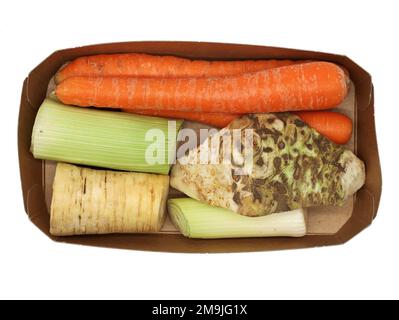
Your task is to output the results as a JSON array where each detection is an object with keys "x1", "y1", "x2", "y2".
[{"x1": 18, "y1": 42, "x2": 382, "y2": 253}]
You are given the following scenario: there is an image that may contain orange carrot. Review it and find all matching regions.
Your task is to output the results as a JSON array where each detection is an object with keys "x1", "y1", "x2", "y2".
[
  {"x1": 295, "y1": 111, "x2": 353, "y2": 144},
  {"x1": 55, "y1": 53, "x2": 302, "y2": 83},
  {"x1": 56, "y1": 62, "x2": 349, "y2": 113},
  {"x1": 124, "y1": 109, "x2": 239, "y2": 128}
]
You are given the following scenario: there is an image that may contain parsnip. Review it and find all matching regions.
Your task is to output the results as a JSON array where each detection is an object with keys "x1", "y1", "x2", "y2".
[{"x1": 50, "y1": 163, "x2": 169, "y2": 236}]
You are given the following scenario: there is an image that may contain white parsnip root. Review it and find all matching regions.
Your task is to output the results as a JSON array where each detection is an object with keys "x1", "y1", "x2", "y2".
[{"x1": 50, "y1": 163, "x2": 169, "y2": 236}]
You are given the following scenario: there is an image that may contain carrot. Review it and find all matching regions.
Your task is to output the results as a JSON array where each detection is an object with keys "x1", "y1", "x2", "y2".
[
  {"x1": 56, "y1": 62, "x2": 349, "y2": 113},
  {"x1": 295, "y1": 111, "x2": 353, "y2": 144},
  {"x1": 124, "y1": 109, "x2": 239, "y2": 128},
  {"x1": 55, "y1": 53, "x2": 302, "y2": 83}
]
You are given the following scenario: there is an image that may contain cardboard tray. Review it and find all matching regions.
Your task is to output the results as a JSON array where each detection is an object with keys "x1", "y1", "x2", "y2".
[{"x1": 18, "y1": 41, "x2": 382, "y2": 253}]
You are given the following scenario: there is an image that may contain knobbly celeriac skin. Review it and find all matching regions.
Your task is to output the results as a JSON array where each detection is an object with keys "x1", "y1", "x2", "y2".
[{"x1": 171, "y1": 113, "x2": 365, "y2": 217}]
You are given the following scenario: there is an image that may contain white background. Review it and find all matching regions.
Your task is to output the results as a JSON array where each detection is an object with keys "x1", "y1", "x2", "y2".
[{"x1": 1, "y1": 0, "x2": 397, "y2": 300}]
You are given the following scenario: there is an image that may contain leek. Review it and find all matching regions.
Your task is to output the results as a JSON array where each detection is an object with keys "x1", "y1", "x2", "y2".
[
  {"x1": 168, "y1": 198, "x2": 307, "y2": 239},
  {"x1": 31, "y1": 99, "x2": 182, "y2": 174}
]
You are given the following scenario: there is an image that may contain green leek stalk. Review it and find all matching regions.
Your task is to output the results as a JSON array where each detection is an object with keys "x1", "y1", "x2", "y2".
[
  {"x1": 168, "y1": 198, "x2": 307, "y2": 239},
  {"x1": 31, "y1": 99, "x2": 182, "y2": 174}
]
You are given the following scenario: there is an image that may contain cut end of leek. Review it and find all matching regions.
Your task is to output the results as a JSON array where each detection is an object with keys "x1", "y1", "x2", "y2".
[
  {"x1": 31, "y1": 99, "x2": 183, "y2": 175},
  {"x1": 168, "y1": 198, "x2": 307, "y2": 239}
]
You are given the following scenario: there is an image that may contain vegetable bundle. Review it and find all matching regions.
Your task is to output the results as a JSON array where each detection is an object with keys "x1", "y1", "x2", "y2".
[{"x1": 29, "y1": 52, "x2": 365, "y2": 240}]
